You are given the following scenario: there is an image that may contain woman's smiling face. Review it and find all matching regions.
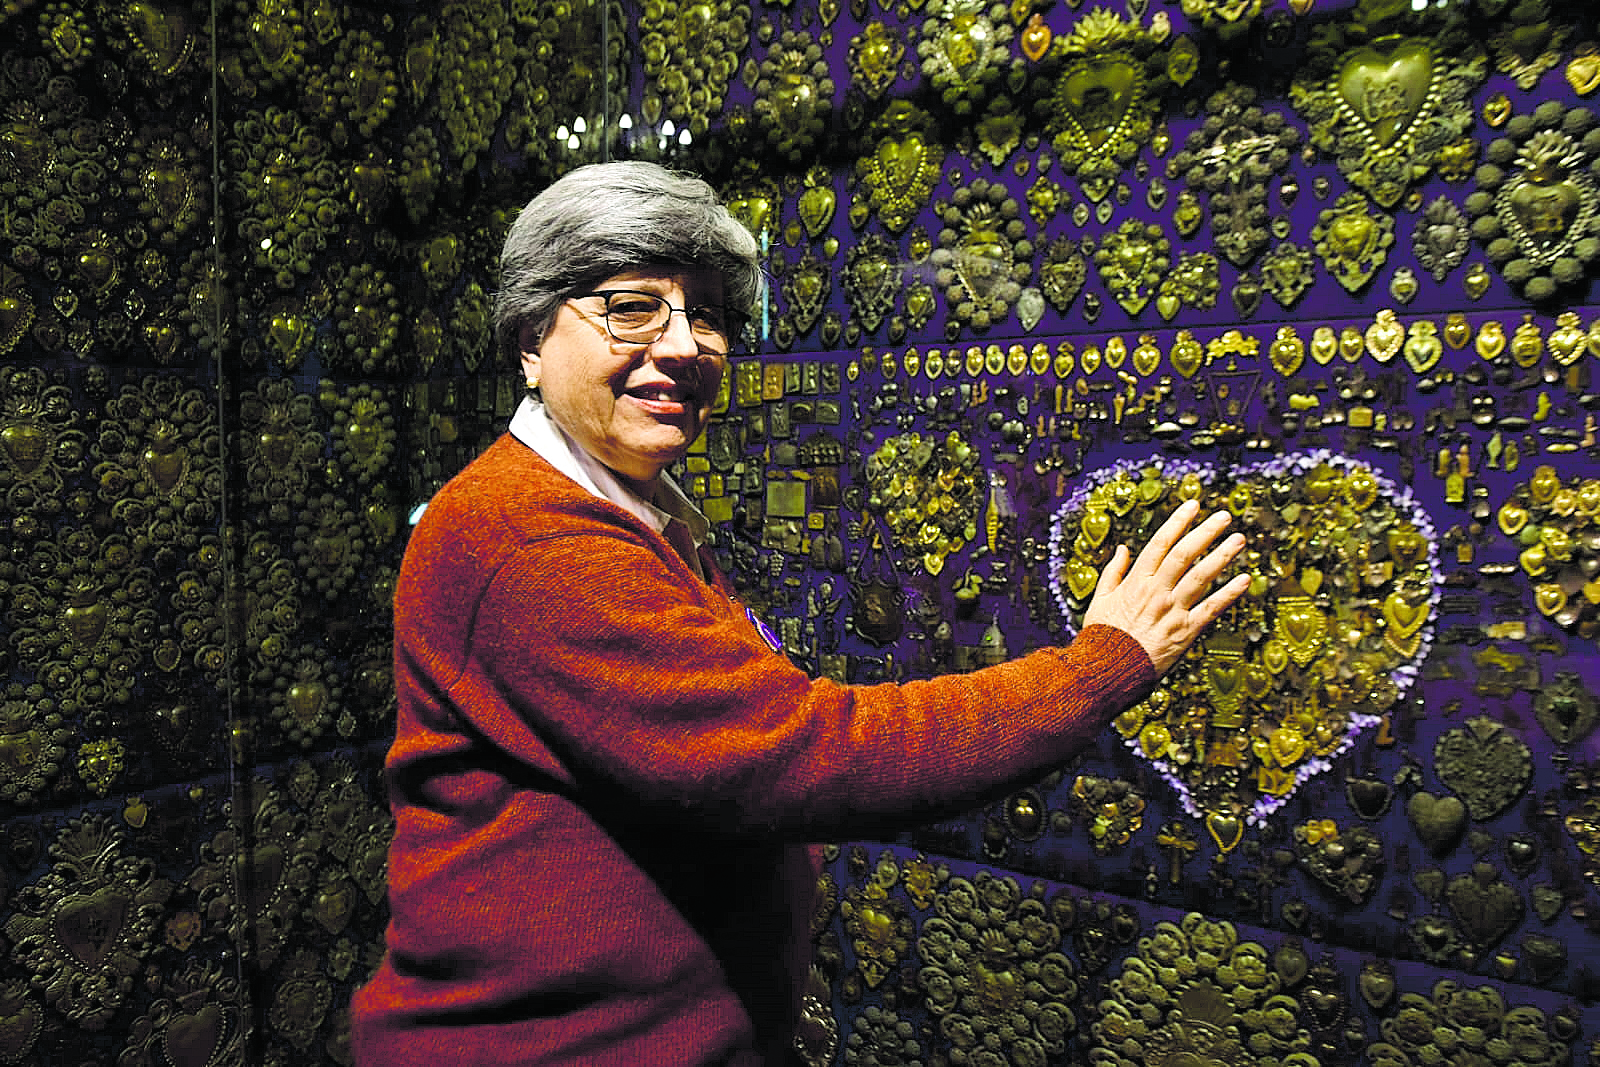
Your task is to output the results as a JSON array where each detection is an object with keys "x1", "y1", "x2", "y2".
[{"x1": 521, "y1": 267, "x2": 728, "y2": 493}]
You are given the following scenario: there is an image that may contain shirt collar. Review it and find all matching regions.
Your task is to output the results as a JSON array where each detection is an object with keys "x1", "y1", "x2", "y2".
[{"x1": 508, "y1": 395, "x2": 707, "y2": 544}]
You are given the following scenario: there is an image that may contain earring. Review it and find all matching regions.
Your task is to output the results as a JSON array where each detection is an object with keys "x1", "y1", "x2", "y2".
[{"x1": 525, "y1": 376, "x2": 540, "y2": 389}]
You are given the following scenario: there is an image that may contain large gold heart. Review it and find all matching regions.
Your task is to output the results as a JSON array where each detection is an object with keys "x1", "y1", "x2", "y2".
[
  {"x1": 874, "y1": 133, "x2": 931, "y2": 198},
  {"x1": 54, "y1": 888, "x2": 131, "y2": 968},
  {"x1": 0, "y1": 422, "x2": 47, "y2": 477},
  {"x1": 1057, "y1": 56, "x2": 1142, "y2": 151},
  {"x1": 128, "y1": 0, "x2": 195, "y2": 77},
  {"x1": 1335, "y1": 36, "x2": 1435, "y2": 150}
]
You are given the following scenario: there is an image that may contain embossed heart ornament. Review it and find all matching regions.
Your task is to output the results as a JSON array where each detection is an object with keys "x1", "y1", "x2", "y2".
[{"x1": 1049, "y1": 452, "x2": 1441, "y2": 824}]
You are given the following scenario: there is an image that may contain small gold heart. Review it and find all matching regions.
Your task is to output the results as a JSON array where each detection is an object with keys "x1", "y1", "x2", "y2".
[
  {"x1": 1384, "y1": 592, "x2": 1428, "y2": 638},
  {"x1": 1497, "y1": 502, "x2": 1529, "y2": 536},
  {"x1": 1206, "y1": 810, "x2": 1244, "y2": 853},
  {"x1": 1064, "y1": 559, "x2": 1099, "y2": 601},
  {"x1": 1534, "y1": 583, "x2": 1566, "y2": 616},
  {"x1": 1476, "y1": 320, "x2": 1506, "y2": 360},
  {"x1": 1080, "y1": 508, "x2": 1111, "y2": 548}
]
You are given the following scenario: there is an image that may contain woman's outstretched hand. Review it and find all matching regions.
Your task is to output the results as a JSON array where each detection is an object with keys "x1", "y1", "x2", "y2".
[{"x1": 1080, "y1": 497, "x2": 1252, "y2": 677}]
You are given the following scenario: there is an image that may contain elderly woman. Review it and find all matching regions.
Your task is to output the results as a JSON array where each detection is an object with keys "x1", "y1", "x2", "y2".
[{"x1": 351, "y1": 160, "x2": 1249, "y2": 1066}]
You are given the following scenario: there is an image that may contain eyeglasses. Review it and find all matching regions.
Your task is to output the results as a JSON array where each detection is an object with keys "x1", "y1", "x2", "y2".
[{"x1": 570, "y1": 289, "x2": 741, "y2": 353}]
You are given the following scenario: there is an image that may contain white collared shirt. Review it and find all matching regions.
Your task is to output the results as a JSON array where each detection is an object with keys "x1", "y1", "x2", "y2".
[{"x1": 507, "y1": 395, "x2": 710, "y2": 574}]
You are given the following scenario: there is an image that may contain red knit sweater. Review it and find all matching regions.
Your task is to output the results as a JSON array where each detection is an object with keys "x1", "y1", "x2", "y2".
[{"x1": 351, "y1": 434, "x2": 1156, "y2": 1066}]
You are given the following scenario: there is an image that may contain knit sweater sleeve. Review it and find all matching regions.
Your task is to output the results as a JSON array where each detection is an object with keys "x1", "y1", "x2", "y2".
[{"x1": 416, "y1": 507, "x2": 1150, "y2": 839}]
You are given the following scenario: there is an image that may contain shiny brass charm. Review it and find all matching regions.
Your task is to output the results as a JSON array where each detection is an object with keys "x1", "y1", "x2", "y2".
[
  {"x1": 847, "y1": 21, "x2": 906, "y2": 99},
  {"x1": 0, "y1": 366, "x2": 88, "y2": 534},
  {"x1": 1039, "y1": 10, "x2": 1167, "y2": 203},
  {"x1": 189, "y1": 782, "x2": 321, "y2": 967},
  {"x1": 840, "y1": 853, "x2": 911, "y2": 988},
  {"x1": 841, "y1": 233, "x2": 902, "y2": 335},
  {"x1": 227, "y1": 107, "x2": 345, "y2": 291},
  {"x1": 775, "y1": 252, "x2": 830, "y2": 347},
  {"x1": 916, "y1": 0, "x2": 1015, "y2": 116},
  {"x1": 120, "y1": 126, "x2": 209, "y2": 247},
  {"x1": 1094, "y1": 220, "x2": 1171, "y2": 315},
  {"x1": 6, "y1": 526, "x2": 156, "y2": 728},
  {"x1": 753, "y1": 32, "x2": 835, "y2": 165},
  {"x1": 6, "y1": 816, "x2": 173, "y2": 1027},
  {"x1": 1074, "y1": 774, "x2": 1147, "y2": 853},
  {"x1": 1534, "y1": 672, "x2": 1598, "y2": 747},
  {"x1": 1487, "y1": 0, "x2": 1571, "y2": 90},
  {"x1": 639, "y1": 0, "x2": 748, "y2": 139},
  {"x1": 1412, "y1": 194, "x2": 1470, "y2": 281},
  {"x1": 1493, "y1": 466, "x2": 1600, "y2": 636},
  {"x1": 853, "y1": 100, "x2": 944, "y2": 233},
  {"x1": 1368, "y1": 979, "x2": 1578, "y2": 1063},
  {"x1": 1466, "y1": 101, "x2": 1600, "y2": 302},
  {"x1": 1294, "y1": 818, "x2": 1384, "y2": 903},
  {"x1": 239, "y1": 377, "x2": 321, "y2": 523},
  {"x1": 125, "y1": 961, "x2": 245, "y2": 1067},
  {"x1": 1289, "y1": 22, "x2": 1486, "y2": 209},
  {"x1": 1259, "y1": 240, "x2": 1316, "y2": 308},
  {"x1": 1039, "y1": 235, "x2": 1089, "y2": 313},
  {"x1": 929, "y1": 178, "x2": 1031, "y2": 335},
  {"x1": 1155, "y1": 251, "x2": 1219, "y2": 320},
  {"x1": 864, "y1": 430, "x2": 981, "y2": 574},
  {"x1": 1311, "y1": 192, "x2": 1395, "y2": 292}
]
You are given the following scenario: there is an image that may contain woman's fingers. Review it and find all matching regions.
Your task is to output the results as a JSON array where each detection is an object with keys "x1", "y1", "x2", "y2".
[
  {"x1": 1093, "y1": 544, "x2": 1131, "y2": 600},
  {"x1": 1173, "y1": 531, "x2": 1246, "y2": 607},
  {"x1": 1129, "y1": 498, "x2": 1201, "y2": 579},
  {"x1": 1155, "y1": 509, "x2": 1237, "y2": 586},
  {"x1": 1187, "y1": 572, "x2": 1253, "y2": 630}
]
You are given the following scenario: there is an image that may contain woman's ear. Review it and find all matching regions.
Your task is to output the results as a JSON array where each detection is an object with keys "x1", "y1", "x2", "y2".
[{"x1": 518, "y1": 322, "x2": 542, "y2": 388}]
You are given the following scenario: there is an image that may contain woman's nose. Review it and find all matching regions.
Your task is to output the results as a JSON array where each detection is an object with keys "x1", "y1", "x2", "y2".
[{"x1": 649, "y1": 310, "x2": 714, "y2": 363}]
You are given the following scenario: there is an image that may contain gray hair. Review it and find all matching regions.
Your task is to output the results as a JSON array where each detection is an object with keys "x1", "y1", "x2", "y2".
[{"x1": 493, "y1": 160, "x2": 763, "y2": 363}]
